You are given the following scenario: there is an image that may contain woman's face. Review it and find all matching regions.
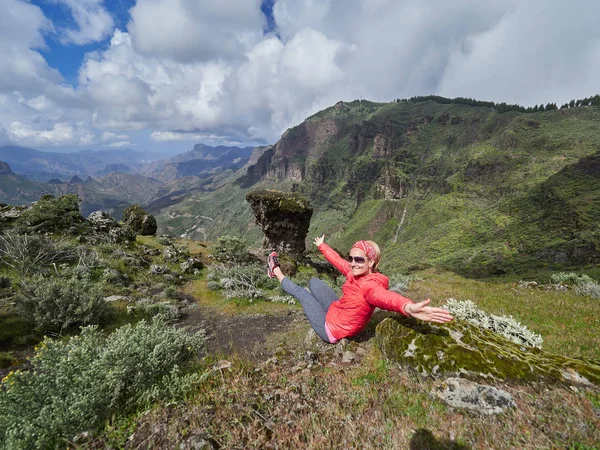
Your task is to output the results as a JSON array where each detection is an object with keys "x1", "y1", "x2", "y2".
[{"x1": 348, "y1": 248, "x2": 374, "y2": 277}]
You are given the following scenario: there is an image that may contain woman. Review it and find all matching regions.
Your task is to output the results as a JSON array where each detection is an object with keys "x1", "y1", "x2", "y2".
[{"x1": 268, "y1": 235, "x2": 453, "y2": 343}]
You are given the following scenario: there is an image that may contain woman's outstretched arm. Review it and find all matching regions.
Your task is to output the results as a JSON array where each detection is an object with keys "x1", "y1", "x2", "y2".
[
  {"x1": 404, "y1": 299, "x2": 453, "y2": 324},
  {"x1": 314, "y1": 235, "x2": 351, "y2": 276}
]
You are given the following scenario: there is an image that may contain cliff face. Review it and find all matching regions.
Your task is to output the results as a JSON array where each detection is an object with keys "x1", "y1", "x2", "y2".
[{"x1": 228, "y1": 98, "x2": 600, "y2": 276}]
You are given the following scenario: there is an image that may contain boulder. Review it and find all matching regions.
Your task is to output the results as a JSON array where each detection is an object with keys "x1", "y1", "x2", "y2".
[
  {"x1": 431, "y1": 378, "x2": 516, "y2": 415},
  {"x1": 87, "y1": 211, "x2": 119, "y2": 232},
  {"x1": 122, "y1": 205, "x2": 157, "y2": 236},
  {"x1": 246, "y1": 190, "x2": 313, "y2": 257},
  {"x1": 375, "y1": 316, "x2": 600, "y2": 386}
]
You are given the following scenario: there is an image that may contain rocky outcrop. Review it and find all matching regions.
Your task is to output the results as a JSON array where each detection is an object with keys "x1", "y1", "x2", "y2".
[
  {"x1": 0, "y1": 161, "x2": 14, "y2": 175},
  {"x1": 122, "y1": 205, "x2": 157, "y2": 236},
  {"x1": 376, "y1": 316, "x2": 600, "y2": 386},
  {"x1": 246, "y1": 190, "x2": 313, "y2": 257},
  {"x1": 85, "y1": 210, "x2": 135, "y2": 244}
]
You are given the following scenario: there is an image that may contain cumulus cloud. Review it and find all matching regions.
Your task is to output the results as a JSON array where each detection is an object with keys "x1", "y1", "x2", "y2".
[
  {"x1": 127, "y1": 0, "x2": 265, "y2": 62},
  {"x1": 2, "y1": 0, "x2": 600, "y2": 150},
  {"x1": 108, "y1": 140, "x2": 134, "y2": 148},
  {"x1": 8, "y1": 121, "x2": 94, "y2": 147},
  {"x1": 52, "y1": 0, "x2": 114, "y2": 45}
]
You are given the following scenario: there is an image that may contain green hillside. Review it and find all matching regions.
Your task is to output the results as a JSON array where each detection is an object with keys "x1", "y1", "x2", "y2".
[{"x1": 156, "y1": 99, "x2": 600, "y2": 278}]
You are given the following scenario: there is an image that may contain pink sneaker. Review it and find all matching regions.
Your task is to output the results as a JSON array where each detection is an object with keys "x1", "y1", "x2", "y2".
[{"x1": 267, "y1": 251, "x2": 280, "y2": 278}]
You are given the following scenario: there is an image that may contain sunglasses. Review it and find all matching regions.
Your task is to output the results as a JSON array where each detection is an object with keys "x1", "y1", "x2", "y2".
[{"x1": 346, "y1": 255, "x2": 369, "y2": 264}]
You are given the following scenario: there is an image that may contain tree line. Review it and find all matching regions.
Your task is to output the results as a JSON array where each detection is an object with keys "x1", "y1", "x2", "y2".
[{"x1": 394, "y1": 94, "x2": 600, "y2": 114}]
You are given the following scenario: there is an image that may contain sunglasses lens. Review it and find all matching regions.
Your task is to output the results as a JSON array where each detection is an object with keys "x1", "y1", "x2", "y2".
[{"x1": 347, "y1": 256, "x2": 366, "y2": 264}]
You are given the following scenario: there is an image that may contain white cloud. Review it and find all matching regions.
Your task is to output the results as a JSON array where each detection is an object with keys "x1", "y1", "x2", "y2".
[
  {"x1": 52, "y1": 0, "x2": 114, "y2": 45},
  {"x1": 437, "y1": 0, "x2": 600, "y2": 106},
  {"x1": 101, "y1": 131, "x2": 129, "y2": 141},
  {"x1": 108, "y1": 140, "x2": 134, "y2": 148},
  {"x1": 2, "y1": 0, "x2": 600, "y2": 150},
  {"x1": 8, "y1": 121, "x2": 94, "y2": 147},
  {"x1": 151, "y1": 131, "x2": 211, "y2": 142},
  {"x1": 127, "y1": 0, "x2": 265, "y2": 62}
]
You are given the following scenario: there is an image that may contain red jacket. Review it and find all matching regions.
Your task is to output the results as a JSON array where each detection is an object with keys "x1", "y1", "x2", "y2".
[{"x1": 319, "y1": 243, "x2": 414, "y2": 340}]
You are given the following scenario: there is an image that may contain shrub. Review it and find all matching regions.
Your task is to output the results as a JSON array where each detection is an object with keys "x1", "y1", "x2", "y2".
[
  {"x1": 161, "y1": 285, "x2": 177, "y2": 298},
  {"x1": 442, "y1": 298, "x2": 543, "y2": 349},
  {"x1": 15, "y1": 277, "x2": 111, "y2": 334},
  {"x1": 210, "y1": 263, "x2": 276, "y2": 300},
  {"x1": 142, "y1": 301, "x2": 180, "y2": 321},
  {"x1": 0, "y1": 276, "x2": 11, "y2": 289},
  {"x1": 388, "y1": 274, "x2": 418, "y2": 294},
  {"x1": 210, "y1": 235, "x2": 252, "y2": 264},
  {"x1": 14, "y1": 194, "x2": 85, "y2": 234},
  {"x1": 573, "y1": 282, "x2": 600, "y2": 299},
  {"x1": 0, "y1": 319, "x2": 204, "y2": 449},
  {"x1": 156, "y1": 236, "x2": 172, "y2": 246},
  {"x1": 550, "y1": 272, "x2": 594, "y2": 285},
  {"x1": 0, "y1": 232, "x2": 75, "y2": 275},
  {"x1": 268, "y1": 294, "x2": 296, "y2": 305},
  {"x1": 207, "y1": 281, "x2": 220, "y2": 291}
]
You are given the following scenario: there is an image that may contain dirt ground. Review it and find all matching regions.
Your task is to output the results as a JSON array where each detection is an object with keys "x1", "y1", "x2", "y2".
[{"x1": 177, "y1": 304, "x2": 304, "y2": 362}]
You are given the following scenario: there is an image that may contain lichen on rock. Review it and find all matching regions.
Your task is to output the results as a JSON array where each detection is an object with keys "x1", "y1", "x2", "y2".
[
  {"x1": 246, "y1": 190, "x2": 313, "y2": 257},
  {"x1": 375, "y1": 316, "x2": 600, "y2": 386}
]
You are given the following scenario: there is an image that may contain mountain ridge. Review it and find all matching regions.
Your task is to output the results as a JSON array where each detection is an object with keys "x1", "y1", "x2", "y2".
[{"x1": 155, "y1": 97, "x2": 600, "y2": 277}]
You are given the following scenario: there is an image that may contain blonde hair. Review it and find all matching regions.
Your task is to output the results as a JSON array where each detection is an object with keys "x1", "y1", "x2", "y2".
[
  {"x1": 367, "y1": 240, "x2": 381, "y2": 272},
  {"x1": 351, "y1": 240, "x2": 381, "y2": 272}
]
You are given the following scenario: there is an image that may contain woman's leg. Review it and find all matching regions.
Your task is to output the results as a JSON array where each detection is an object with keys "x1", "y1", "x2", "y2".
[
  {"x1": 280, "y1": 277, "x2": 330, "y2": 343},
  {"x1": 308, "y1": 278, "x2": 338, "y2": 310}
]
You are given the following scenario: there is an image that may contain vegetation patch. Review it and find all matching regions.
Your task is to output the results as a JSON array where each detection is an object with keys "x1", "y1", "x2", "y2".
[{"x1": 0, "y1": 319, "x2": 205, "y2": 450}]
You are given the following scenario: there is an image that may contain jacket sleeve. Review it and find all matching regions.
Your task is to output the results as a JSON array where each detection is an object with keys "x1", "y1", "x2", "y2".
[
  {"x1": 362, "y1": 281, "x2": 413, "y2": 316},
  {"x1": 318, "y1": 243, "x2": 351, "y2": 276}
]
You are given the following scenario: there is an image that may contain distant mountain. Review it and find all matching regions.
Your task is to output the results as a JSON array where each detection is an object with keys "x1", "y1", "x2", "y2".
[
  {"x1": 154, "y1": 98, "x2": 600, "y2": 277},
  {"x1": 0, "y1": 160, "x2": 165, "y2": 218},
  {"x1": 0, "y1": 161, "x2": 52, "y2": 206},
  {"x1": 0, "y1": 146, "x2": 161, "y2": 181},
  {"x1": 141, "y1": 144, "x2": 254, "y2": 183}
]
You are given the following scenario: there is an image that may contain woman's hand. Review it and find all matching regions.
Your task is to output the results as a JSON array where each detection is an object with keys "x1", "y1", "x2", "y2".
[
  {"x1": 405, "y1": 299, "x2": 453, "y2": 324},
  {"x1": 313, "y1": 235, "x2": 325, "y2": 247}
]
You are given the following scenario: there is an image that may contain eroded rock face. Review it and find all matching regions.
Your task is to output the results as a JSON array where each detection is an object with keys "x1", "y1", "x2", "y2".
[
  {"x1": 246, "y1": 190, "x2": 313, "y2": 257},
  {"x1": 375, "y1": 316, "x2": 600, "y2": 386}
]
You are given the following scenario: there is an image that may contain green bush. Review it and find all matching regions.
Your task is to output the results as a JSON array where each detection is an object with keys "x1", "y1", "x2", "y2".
[
  {"x1": 0, "y1": 320, "x2": 204, "y2": 450},
  {"x1": 388, "y1": 274, "x2": 419, "y2": 294},
  {"x1": 142, "y1": 301, "x2": 180, "y2": 321},
  {"x1": 573, "y1": 282, "x2": 600, "y2": 299},
  {"x1": 210, "y1": 235, "x2": 252, "y2": 264},
  {"x1": 15, "y1": 277, "x2": 112, "y2": 334},
  {"x1": 14, "y1": 194, "x2": 85, "y2": 234},
  {"x1": 550, "y1": 272, "x2": 594, "y2": 285}
]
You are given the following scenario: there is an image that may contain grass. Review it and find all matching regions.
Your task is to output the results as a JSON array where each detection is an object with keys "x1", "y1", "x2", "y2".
[{"x1": 407, "y1": 269, "x2": 600, "y2": 360}]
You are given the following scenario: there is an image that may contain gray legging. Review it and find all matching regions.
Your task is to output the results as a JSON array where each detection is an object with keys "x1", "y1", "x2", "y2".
[{"x1": 281, "y1": 277, "x2": 338, "y2": 343}]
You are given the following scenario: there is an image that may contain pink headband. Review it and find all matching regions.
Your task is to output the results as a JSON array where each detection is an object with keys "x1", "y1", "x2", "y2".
[{"x1": 352, "y1": 240, "x2": 376, "y2": 260}]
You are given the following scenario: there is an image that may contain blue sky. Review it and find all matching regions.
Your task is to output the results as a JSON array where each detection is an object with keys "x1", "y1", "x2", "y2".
[
  {"x1": 33, "y1": 0, "x2": 136, "y2": 85},
  {"x1": 1, "y1": 0, "x2": 600, "y2": 155}
]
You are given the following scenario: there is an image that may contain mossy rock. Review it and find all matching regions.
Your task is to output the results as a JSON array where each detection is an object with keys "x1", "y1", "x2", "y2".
[
  {"x1": 375, "y1": 316, "x2": 600, "y2": 386},
  {"x1": 122, "y1": 205, "x2": 157, "y2": 236},
  {"x1": 246, "y1": 190, "x2": 313, "y2": 257}
]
